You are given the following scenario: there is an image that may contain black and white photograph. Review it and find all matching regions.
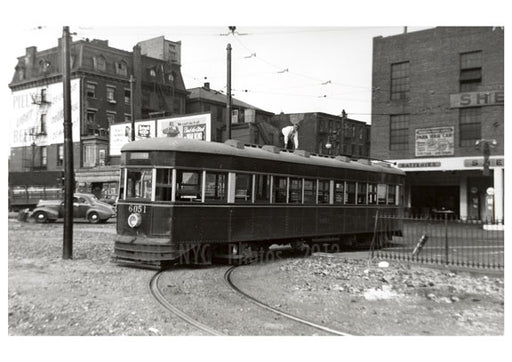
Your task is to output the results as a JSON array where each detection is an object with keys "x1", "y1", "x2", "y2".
[{"x1": 3, "y1": 1, "x2": 509, "y2": 362}]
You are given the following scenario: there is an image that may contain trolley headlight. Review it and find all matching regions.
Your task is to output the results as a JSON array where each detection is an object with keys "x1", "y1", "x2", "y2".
[{"x1": 127, "y1": 213, "x2": 142, "y2": 228}]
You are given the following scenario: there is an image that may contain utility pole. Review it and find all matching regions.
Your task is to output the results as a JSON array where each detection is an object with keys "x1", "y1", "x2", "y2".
[
  {"x1": 130, "y1": 75, "x2": 136, "y2": 141},
  {"x1": 226, "y1": 43, "x2": 232, "y2": 140},
  {"x1": 62, "y1": 26, "x2": 74, "y2": 260}
]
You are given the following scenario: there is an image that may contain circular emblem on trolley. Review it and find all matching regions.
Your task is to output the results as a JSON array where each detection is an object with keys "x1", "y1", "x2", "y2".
[{"x1": 127, "y1": 213, "x2": 142, "y2": 228}]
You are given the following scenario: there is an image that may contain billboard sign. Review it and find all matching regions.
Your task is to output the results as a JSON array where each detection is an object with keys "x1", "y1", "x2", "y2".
[
  {"x1": 156, "y1": 113, "x2": 211, "y2": 141},
  {"x1": 415, "y1": 127, "x2": 454, "y2": 157},
  {"x1": 109, "y1": 120, "x2": 156, "y2": 156},
  {"x1": 10, "y1": 79, "x2": 81, "y2": 147}
]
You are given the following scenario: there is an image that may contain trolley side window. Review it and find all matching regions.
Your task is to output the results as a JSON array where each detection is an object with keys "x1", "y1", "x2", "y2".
[
  {"x1": 126, "y1": 169, "x2": 152, "y2": 200},
  {"x1": 235, "y1": 173, "x2": 252, "y2": 203},
  {"x1": 387, "y1": 184, "x2": 396, "y2": 205},
  {"x1": 377, "y1": 184, "x2": 387, "y2": 204},
  {"x1": 155, "y1": 169, "x2": 173, "y2": 202},
  {"x1": 274, "y1": 176, "x2": 288, "y2": 203},
  {"x1": 318, "y1": 180, "x2": 330, "y2": 204},
  {"x1": 368, "y1": 183, "x2": 377, "y2": 205},
  {"x1": 346, "y1": 181, "x2": 356, "y2": 204},
  {"x1": 205, "y1": 172, "x2": 228, "y2": 202},
  {"x1": 334, "y1": 181, "x2": 344, "y2": 204},
  {"x1": 177, "y1": 170, "x2": 202, "y2": 202},
  {"x1": 303, "y1": 179, "x2": 317, "y2": 204},
  {"x1": 255, "y1": 174, "x2": 270, "y2": 203},
  {"x1": 289, "y1": 178, "x2": 302, "y2": 203},
  {"x1": 357, "y1": 182, "x2": 368, "y2": 205}
]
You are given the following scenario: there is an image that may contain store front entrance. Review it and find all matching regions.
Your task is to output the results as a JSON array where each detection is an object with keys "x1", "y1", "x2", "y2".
[{"x1": 411, "y1": 185, "x2": 460, "y2": 218}]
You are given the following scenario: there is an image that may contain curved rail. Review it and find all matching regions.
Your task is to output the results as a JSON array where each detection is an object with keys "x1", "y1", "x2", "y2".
[
  {"x1": 149, "y1": 270, "x2": 224, "y2": 336},
  {"x1": 224, "y1": 265, "x2": 353, "y2": 336}
]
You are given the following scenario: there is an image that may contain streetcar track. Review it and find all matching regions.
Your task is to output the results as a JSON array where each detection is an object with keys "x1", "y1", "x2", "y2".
[
  {"x1": 224, "y1": 265, "x2": 353, "y2": 336},
  {"x1": 149, "y1": 270, "x2": 224, "y2": 336}
]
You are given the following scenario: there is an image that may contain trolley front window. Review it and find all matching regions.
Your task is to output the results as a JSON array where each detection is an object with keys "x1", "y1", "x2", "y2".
[
  {"x1": 155, "y1": 168, "x2": 173, "y2": 202},
  {"x1": 126, "y1": 168, "x2": 152, "y2": 200}
]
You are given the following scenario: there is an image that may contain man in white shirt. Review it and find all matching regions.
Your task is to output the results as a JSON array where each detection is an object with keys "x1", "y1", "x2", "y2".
[{"x1": 282, "y1": 124, "x2": 299, "y2": 150}]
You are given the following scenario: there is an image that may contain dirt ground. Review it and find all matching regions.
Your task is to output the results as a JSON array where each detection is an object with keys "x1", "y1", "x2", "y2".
[{"x1": 6, "y1": 217, "x2": 506, "y2": 359}]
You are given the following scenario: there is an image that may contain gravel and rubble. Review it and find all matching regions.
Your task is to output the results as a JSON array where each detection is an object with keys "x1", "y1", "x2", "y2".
[{"x1": 8, "y1": 218, "x2": 504, "y2": 337}]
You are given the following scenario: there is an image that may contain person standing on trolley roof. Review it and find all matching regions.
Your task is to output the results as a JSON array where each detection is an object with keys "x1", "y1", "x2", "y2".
[{"x1": 282, "y1": 124, "x2": 299, "y2": 150}]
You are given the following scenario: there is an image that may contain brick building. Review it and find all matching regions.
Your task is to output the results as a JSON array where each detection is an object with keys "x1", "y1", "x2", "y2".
[
  {"x1": 8, "y1": 35, "x2": 188, "y2": 205},
  {"x1": 186, "y1": 82, "x2": 280, "y2": 146},
  {"x1": 271, "y1": 112, "x2": 371, "y2": 158},
  {"x1": 371, "y1": 27, "x2": 504, "y2": 222}
]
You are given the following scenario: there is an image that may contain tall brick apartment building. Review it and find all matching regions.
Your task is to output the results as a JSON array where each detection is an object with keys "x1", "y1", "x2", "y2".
[
  {"x1": 8, "y1": 35, "x2": 188, "y2": 207},
  {"x1": 371, "y1": 27, "x2": 504, "y2": 223}
]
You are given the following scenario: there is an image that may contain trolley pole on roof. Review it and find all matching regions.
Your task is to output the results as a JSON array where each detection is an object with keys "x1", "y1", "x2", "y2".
[
  {"x1": 226, "y1": 43, "x2": 232, "y2": 140},
  {"x1": 62, "y1": 26, "x2": 74, "y2": 259},
  {"x1": 130, "y1": 75, "x2": 136, "y2": 141}
]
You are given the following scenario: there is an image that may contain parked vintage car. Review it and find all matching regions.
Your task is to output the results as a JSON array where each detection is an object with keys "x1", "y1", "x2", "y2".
[{"x1": 31, "y1": 193, "x2": 116, "y2": 224}]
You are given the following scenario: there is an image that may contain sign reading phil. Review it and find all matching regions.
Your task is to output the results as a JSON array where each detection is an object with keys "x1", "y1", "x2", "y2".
[{"x1": 450, "y1": 90, "x2": 504, "y2": 108}]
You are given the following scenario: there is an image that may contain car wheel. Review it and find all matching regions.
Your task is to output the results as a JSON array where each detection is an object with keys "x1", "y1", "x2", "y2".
[
  {"x1": 34, "y1": 211, "x2": 48, "y2": 223},
  {"x1": 88, "y1": 211, "x2": 100, "y2": 224}
]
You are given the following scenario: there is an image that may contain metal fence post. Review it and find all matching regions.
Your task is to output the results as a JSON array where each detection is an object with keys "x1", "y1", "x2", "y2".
[{"x1": 444, "y1": 212, "x2": 449, "y2": 265}]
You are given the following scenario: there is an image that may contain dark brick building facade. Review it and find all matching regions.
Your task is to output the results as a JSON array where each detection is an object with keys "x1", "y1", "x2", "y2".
[
  {"x1": 371, "y1": 27, "x2": 504, "y2": 222},
  {"x1": 8, "y1": 35, "x2": 188, "y2": 203},
  {"x1": 186, "y1": 83, "x2": 280, "y2": 146},
  {"x1": 271, "y1": 112, "x2": 370, "y2": 158}
]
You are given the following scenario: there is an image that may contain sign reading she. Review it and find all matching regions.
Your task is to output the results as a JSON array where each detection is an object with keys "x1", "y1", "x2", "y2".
[
  {"x1": 450, "y1": 90, "x2": 504, "y2": 108},
  {"x1": 464, "y1": 158, "x2": 504, "y2": 167},
  {"x1": 415, "y1": 127, "x2": 454, "y2": 157}
]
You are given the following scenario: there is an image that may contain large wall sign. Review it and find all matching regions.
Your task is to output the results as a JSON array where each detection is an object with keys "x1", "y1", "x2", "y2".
[
  {"x1": 156, "y1": 113, "x2": 211, "y2": 140},
  {"x1": 109, "y1": 120, "x2": 156, "y2": 156},
  {"x1": 450, "y1": 90, "x2": 504, "y2": 108},
  {"x1": 10, "y1": 79, "x2": 81, "y2": 147},
  {"x1": 415, "y1": 127, "x2": 454, "y2": 157}
]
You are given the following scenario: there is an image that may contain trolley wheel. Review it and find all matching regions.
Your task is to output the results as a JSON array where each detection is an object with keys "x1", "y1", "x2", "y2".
[
  {"x1": 34, "y1": 211, "x2": 48, "y2": 223},
  {"x1": 88, "y1": 212, "x2": 100, "y2": 224}
]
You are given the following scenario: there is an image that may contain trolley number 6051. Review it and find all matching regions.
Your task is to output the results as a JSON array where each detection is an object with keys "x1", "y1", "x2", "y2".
[{"x1": 128, "y1": 204, "x2": 147, "y2": 214}]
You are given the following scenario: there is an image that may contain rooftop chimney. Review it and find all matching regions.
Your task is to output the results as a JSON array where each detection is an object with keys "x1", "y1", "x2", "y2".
[{"x1": 204, "y1": 82, "x2": 210, "y2": 90}]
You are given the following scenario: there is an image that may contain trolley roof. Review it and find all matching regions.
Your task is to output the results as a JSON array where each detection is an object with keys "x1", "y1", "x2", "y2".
[{"x1": 122, "y1": 137, "x2": 405, "y2": 175}]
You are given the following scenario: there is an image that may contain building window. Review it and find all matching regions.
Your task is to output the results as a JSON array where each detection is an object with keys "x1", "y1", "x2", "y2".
[
  {"x1": 41, "y1": 146, "x2": 47, "y2": 167},
  {"x1": 389, "y1": 114, "x2": 409, "y2": 151},
  {"x1": 459, "y1": 107, "x2": 481, "y2": 147},
  {"x1": 106, "y1": 86, "x2": 116, "y2": 103},
  {"x1": 116, "y1": 61, "x2": 128, "y2": 76},
  {"x1": 40, "y1": 114, "x2": 47, "y2": 134},
  {"x1": 390, "y1": 61, "x2": 410, "y2": 100},
  {"x1": 57, "y1": 144, "x2": 64, "y2": 167},
  {"x1": 124, "y1": 89, "x2": 131, "y2": 105},
  {"x1": 106, "y1": 112, "x2": 116, "y2": 125},
  {"x1": 94, "y1": 56, "x2": 106, "y2": 72},
  {"x1": 460, "y1": 51, "x2": 482, "y2": 92},
  {"x1": 86, "y1": 83, "x2": 96, "y2": 98},
  {"x1": 148, "y1": 68, "x2": 156, "y2": 77},
  {"x1": 86, "y1": 110, "x2": 97, "y2": 136}
]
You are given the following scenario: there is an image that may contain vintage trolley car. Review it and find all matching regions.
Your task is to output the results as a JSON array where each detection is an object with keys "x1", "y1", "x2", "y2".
[{"x1": 113, "y1": 137, "x2": 405, "y2": 268}]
